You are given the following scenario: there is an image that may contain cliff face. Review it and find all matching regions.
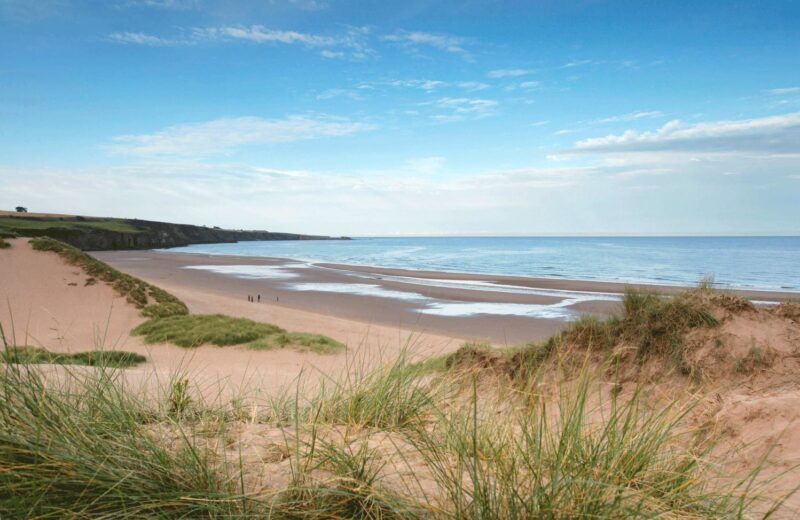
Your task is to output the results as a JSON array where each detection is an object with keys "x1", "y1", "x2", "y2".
[{"x1": 0, "y1": 215, "x2": 345, "y2": 251}]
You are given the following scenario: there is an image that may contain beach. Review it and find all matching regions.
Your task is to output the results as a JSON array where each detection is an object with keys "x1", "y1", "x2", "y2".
[{"x1": 93, "y1": 248, "x2": 794, "y2": 345}]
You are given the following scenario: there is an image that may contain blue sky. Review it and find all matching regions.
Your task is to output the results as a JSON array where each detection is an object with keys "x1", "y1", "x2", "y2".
[{"x1": 1, "y1": 0, "x2": 799, "y2": 235}]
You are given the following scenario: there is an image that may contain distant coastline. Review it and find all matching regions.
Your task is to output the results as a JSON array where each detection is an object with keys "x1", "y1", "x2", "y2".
[{"x1": 0, "y1": 210, "x2": 347, "y2": 251}]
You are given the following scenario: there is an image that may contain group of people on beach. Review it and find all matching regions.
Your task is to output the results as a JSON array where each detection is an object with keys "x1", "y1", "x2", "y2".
[{"x1": 247, "y1": 294, "x2": 278, "y2": 303}]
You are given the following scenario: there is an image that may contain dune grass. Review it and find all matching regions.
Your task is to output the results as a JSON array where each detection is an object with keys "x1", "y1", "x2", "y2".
[
  {"x1": 132, "y1": 313, "x2": 345, "y2": 353},
  {"x1": 0, "y1": 238, "x2": 9, "y2": 249},
  {"x1": 248, "y1": 331, "x2": 345, "y2": 354},
  {"x1": 2, "y1": 346, "x2": 146, "y2": 368},
  {"x1": 0, "y1": 354, "x2": 785, "y2": 518},
  {"x1": 30, "y1": 236, "x2": 188, "y2": 317}
]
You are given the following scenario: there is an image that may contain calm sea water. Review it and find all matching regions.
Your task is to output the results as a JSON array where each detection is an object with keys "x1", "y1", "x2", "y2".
[{"x1": 165, "y1": 236, "x2": 800, "y2": 292}]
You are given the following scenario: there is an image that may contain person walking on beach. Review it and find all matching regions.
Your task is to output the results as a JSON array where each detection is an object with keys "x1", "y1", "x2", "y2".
[{"x1": 257, "y1": 294, "x2": 261, "y2": 303}]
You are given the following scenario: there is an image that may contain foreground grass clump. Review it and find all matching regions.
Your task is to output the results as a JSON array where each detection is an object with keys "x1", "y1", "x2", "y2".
[
  {"x1": 30, "y1": 236, "x2": 188, "y2": 318},
  {"x1": 0, "y1": 364, "x2": 247, "y2": 518},
  {"x1": 132, "y1": 313, "x2": 344, "y2": 353},
  {"x1": 543, "y1": 288, "x2": 718, "y2": 369},
  {"x1": 0, "y1": 237, "x2": 9, "y2": 249},
  {"x1": 0, "y1": 357, "x2": 781, "y2": 518},
  {"x1": 2, "y1": 346, "x2": 146, "y2": 368}
]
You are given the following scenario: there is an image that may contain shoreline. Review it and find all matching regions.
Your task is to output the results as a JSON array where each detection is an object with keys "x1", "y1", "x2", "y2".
[
  {"x1": 149, "y1": 248, "x2": 798, "y2": 302},
  {"x1": 92, "y1": 249, "x2": 796, "y2": 345}
]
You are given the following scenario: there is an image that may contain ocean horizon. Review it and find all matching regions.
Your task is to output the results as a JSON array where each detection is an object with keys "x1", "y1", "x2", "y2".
[{"x1": 163, "y1": 235, "x2": 800, "y2": 293}]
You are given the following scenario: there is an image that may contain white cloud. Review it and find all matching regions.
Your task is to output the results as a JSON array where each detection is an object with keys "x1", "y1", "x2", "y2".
[
  {"x1": 108, "y1": 24, "x2": 374, "y2": 59},
  {"x1": 425, "y1": 97, "x2": 498, "y2": 121},
  {"x1": 571, "y1": 112, "x2": 800, "y2": 155},
  {"x1": 561, "y1": 59, "x2": 594, "y2": 68},
  {"x1": 389, "y1": 79, "x2": 446, "y2": 91},
  {"x1": 596, "y1": 110, "x2": 664, "y2": 123},
  {"x1": 109, "y1": 31, "x2": 180, "y2": 46},
  {"x1": 111, "y1": 116, "x2": 374, "y2": 156},
  {"x1": 195, "y1": 25, "x2": 336, "y2": 46},
  {"x1": 120, "y1": 0, "x2": 199, "y2": 9},
  {"x1": 320, "y1": 50, "x2": 344, "y2": 59},
  {"x1": 383, "y1": 30, "x2": 470, "y2": 57},
  {"x1": 455, "y1": 81, "x2": 489, "y2": 91},
  {"x1": 518, "y1": 81, "x2": 540, "y2": 90},
  {"x1": 764, "y1": 87, "x2": 800, "y2": 95},
  {"x1": 316, "y1": 88, "x2": 361, "y2": 100},
  {"x1": 487, "y1": 68, "x2": 534, "y2": 78}
]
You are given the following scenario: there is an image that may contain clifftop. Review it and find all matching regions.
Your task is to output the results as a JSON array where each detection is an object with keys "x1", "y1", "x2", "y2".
[{"x1": 0, "y1": 211, "x2": 346, "y2": 251}]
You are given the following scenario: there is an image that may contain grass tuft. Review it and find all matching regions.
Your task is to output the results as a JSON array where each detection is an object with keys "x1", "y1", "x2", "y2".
[
  {"x1": 132, "y1": 313, "x2": 344, "y2": 354},
  {"x1": 2, "y1": 346, "x2": 146, "y2": 368}
]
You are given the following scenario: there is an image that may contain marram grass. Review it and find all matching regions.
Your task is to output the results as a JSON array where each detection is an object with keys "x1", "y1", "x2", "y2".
[
  {"x1": 132, "y1": 313, "x2": 345, "y2": 353},
  {"x1": 2, "y1": 346, "x2": 145, "y2": 368},
  {"x1": 0, "y1": 353, "x2": 790, "y2": 518}
]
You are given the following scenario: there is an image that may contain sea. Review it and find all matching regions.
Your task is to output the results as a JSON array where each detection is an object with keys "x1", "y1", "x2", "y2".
[{"x1": 163, "y1": 236, "x2": 800, "y2": 293}]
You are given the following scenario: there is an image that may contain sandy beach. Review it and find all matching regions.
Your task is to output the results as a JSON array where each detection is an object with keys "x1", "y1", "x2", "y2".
[
  {"x1": 93, "y1": 248, "x2": 794, "y2": 345},
  {"x1": 0, "y1": 239, "x2": 461, "y2": 396}
]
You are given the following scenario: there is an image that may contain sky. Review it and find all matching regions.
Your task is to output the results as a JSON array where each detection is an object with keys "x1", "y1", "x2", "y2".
[{"x1": 1, "y1": 0, "x2": 799, "y2": 236}]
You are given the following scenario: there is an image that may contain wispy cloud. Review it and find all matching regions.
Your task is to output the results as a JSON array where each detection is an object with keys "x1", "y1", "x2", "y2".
[
  {"x1": 359, "y1": 79, "x2": 489, "y2": 93},
  {"x1": 108, "y1": 24, "x2": 374, "y2": 59},
  {"x1": 425, "y1": 97, "x2": 498, "y2": 121},
  {"x1": 487, "y1": 68, "x2": 535, "y2": 78},
  {"x1": 764, "y1": 87, "x2": 800, "y2": 95},
  {"x1": 596, "y1": 110, "x2": 664, "y2": 123},
  {"x1": 109, "y1": 31, "x2": 181, "y2": 46},
  {"x1": 518, "y1": 81, "x2": 540, "y2": 90},
  {"x1": 316, "y1": 88, "x2": 361, "y2": 100},
  {"x1": 111, "y1": 115, "x2": 374, "y2": 156},
  {"x1": 570, "y1": 112, "x2": 800, "y2": 155},
  {"x1": 382, "y1": 30, "x2": 471, "y2": 58},
  {"x1": 456, "y1": 81, "x2": 489, "y2": 91},
  {"x1": 119, "y1": 0, "x2": 199, "y2": 9},
  {"x1": 192, "y1": 25, "x2": 336, "y2": 46},
  {"x1": 561, "y1": 59, "x2": 594, "y2": 68},
  {"x1": 389, "y1": 79, "x2": 446, "y2": 91}
]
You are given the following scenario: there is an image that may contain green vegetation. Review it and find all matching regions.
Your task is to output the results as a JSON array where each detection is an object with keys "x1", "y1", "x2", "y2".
[
  {"x1": 0, "y1": 215, "x2": 140, "y2": 234},
  {"x1": 544, "y1": 287, "x2": 719, "y2": 371},
  {"x1": 30, "y1": 237, "x2": 188, "y2": 318},
  {"x1": 439, "y1": 288, "x2": 723, "y2": 379},
  {"x1": 2, "y1": 346, "x2": 146, "y2": 368},
  {"x1": 0, "y1": 356, "x2": 782, "y2": 518},
  {"x1": 29, "y1": 237, "x2": 339, "y2": 354},
  {"x1": 249, "y1": 331, "x2": 345, "y2": 354},
  {"x1": 132, "y1": 313, "x2": 344, "y2": 353}
]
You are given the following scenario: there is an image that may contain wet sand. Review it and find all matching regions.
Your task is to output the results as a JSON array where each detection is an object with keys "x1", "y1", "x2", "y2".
[{"x1": 93, "y1": 249, "x2": 795, "y2": 345}]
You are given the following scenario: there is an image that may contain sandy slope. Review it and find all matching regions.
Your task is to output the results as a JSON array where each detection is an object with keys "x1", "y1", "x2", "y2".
[{"x1": 0, "y1": 239, "x2": 461, "y2": 397}]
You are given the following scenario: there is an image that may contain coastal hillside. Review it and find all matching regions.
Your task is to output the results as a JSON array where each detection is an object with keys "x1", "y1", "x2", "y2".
[{"x1": 0, "y1": 210, "x2": 345, "y2": 251}]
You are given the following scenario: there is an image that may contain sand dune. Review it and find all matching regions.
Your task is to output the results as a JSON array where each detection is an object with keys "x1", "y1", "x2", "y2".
[{"x1": 0, "y1": 238, "x2": 461, "y2": 397}]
